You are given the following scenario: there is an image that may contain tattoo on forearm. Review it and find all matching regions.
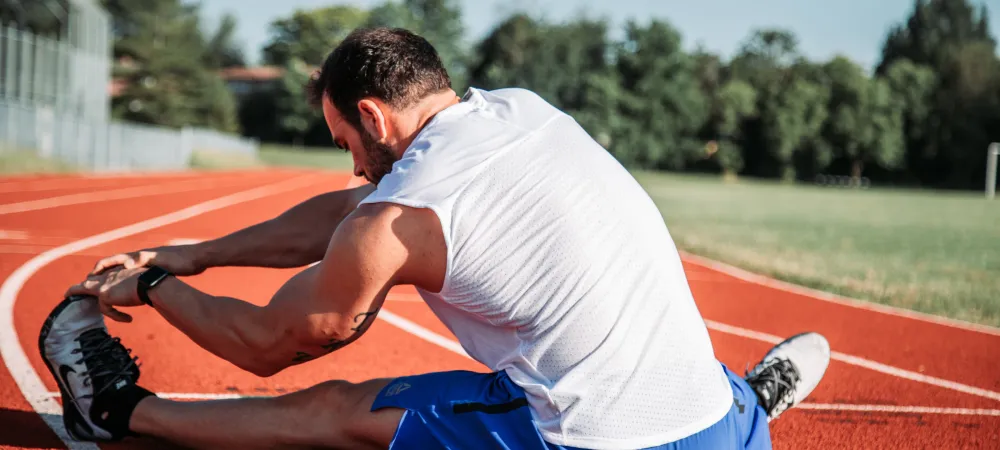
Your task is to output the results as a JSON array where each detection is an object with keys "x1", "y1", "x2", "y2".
[
  {"x1": 351, "y1": 310, "x2": 377, "y2": 331},
  {"x1": 291, "y1": 308, "x2": 381, "y2": 363}
]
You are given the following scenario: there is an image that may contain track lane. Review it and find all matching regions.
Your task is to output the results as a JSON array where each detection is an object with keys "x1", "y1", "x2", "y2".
[
  {"x1": 1, "y1": 170, "x2": 327, "y2": 449},
  {"x1": 685, "y1": 263, "x2": 1000, "y2": 394},
  {"x1": 3, "y1": 170, "x2": 1000, "y2": 450}
]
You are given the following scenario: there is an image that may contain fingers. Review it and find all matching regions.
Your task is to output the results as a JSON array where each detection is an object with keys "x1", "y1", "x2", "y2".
[
  {"x1": 99, "y1": 301, "x2": 133, "y2": 323},
  {"x1": 91, "y1": 249, "x2": 156, "y2": 275},
  {"x1": 91, "y1": 253, "x2": 132, "y2": 275},
  {"x1": 124, "y1": 251, "x2": 153, "y2": 270},
  {"x1": 64, "y1": 278, "x2": 101, "y2": 299}
]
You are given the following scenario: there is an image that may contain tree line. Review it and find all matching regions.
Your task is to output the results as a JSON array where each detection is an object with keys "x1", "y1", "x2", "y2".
[{"x1": 4, "y1": 0, "x2": 996, "y2": 190}]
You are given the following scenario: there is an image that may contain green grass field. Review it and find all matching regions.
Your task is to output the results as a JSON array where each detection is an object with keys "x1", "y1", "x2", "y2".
[{"x1": 634, "y1": 172, "x2": 1000, "y2": 327}]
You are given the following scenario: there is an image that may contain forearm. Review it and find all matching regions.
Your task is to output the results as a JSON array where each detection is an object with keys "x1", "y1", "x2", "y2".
[
  {"x1": 147, "y1": 277, "x2": 287, "y2": 376},
  {"x1": 192, "y1": 185, "x2": 374, "y2": 270}
]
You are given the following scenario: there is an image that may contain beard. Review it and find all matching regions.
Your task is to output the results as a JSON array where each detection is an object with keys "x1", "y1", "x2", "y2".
[{"x1": 359, "y1": 129, "x2": 398, "y2": 185}]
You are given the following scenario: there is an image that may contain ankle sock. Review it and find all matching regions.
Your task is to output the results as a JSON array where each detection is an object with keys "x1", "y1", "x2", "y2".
[{"x1": 90, "y1": 384, "x2": 157, "y2": 440}]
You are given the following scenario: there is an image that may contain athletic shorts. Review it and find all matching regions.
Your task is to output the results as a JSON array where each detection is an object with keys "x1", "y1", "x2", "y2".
[{"x1": 370, "y1": 363, "x2": 772, "y2": 449}]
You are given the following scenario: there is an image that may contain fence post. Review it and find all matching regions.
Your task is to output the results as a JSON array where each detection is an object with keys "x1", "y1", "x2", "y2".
[
  {"x1": 180, "y1": 126, "x2": 193, "y2": 169},
  {"x1": 988, "y1": 143, "x2": 999, "y2": 200}
]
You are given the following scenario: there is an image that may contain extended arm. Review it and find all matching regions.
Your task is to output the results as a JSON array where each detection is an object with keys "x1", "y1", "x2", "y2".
[
  {"x1": 134, "y1": 202, "x2": 445, "y2": 377},
  {"x1": 192, "y1": 184, "x2": 375, "y2": 269},
  {"x1": 91, "y1": 184, "x2": 375, "y2": 276}
]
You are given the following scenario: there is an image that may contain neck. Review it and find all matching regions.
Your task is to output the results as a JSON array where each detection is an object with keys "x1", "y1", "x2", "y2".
[{"x1": 389, "y1": 90, "x2": 461, "y2": 155}]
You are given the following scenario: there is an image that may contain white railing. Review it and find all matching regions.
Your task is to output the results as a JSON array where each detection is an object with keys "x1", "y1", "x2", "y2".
[{"x1": 0, "y1": 99, "x2": 258, "y2": 171}]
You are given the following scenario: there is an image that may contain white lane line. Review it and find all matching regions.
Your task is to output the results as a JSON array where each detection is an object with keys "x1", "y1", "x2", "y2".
[
  {"x1": 0, "y1": 172, "x2": 196, "y2": 193},
  {"x1": 378, "y1": 309, "x2": 469, "y2": 357},
  {"x1": 680, "y1": 251, "x2": 1000, "y2": 337},
  {"x1": 0, "y1": 230, "x2": 30, "y2": 240},
  {"x1": 165, "y1": 238, "x2": 203, "y2": 246},
  {"x1": 0, "y1": 173, "x2": 322, "y2": 450},
  {"x1": 703, "y1": 319, "x2": 1000, "y2": 403},
  {"x1": 0, "y1": 174, "x2": 251, "y2": 215},
  {"x1": 794, "y1": 403, "x2": 1000, "y2": 416}
]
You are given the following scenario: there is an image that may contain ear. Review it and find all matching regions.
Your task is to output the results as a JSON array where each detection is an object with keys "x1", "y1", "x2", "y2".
[{"x1": 357, "y1": 99, "x2": 389, "y2": 141}]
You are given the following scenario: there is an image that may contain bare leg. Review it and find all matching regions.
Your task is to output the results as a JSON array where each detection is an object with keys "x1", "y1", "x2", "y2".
[{"x1": 128, "y1": 378, "x2": 403, "y2": 450}]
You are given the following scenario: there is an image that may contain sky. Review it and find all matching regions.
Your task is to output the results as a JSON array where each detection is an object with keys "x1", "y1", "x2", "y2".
[{"x1": 197, "y1": 0, "x2": 1000, "y2": 71}]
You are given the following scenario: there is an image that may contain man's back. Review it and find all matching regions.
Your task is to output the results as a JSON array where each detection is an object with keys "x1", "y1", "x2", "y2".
[{"x1": 360, "y1": 87, "x2": 733, "y2": 448}]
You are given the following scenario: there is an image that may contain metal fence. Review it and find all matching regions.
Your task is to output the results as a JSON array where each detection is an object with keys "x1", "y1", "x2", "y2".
[
  {"x1": 0, "y1": 15, "x2": 110, "y2": 121},
  {"x1": 0, "y1": 99, "x2": 258, "y2": 171},
  {"x1": 0, "y1": 7, "x2": 258, "y2": 172}
]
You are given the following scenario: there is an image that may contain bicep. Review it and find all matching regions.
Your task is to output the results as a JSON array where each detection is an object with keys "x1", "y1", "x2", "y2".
[{"x1": 262, "y1": 202, "x2": 441, "y2": 364}]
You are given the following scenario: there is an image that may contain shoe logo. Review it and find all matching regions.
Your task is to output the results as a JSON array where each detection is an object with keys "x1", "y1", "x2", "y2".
[
  {"x1": 59, "y1": 365, "x2": 77, "y2": 399},
  {"x1": 385, "y1": 382, "x2": 411, "y2": 397}
]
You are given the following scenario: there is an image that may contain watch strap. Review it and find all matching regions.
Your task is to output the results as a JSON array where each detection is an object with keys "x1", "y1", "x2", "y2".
[{"x1": 137, "y1": 265, "x2": 172, "y2": 306}]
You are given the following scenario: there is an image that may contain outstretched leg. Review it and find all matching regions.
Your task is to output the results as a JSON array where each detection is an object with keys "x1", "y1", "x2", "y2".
[
  {"x1": 127, "y1": 378, "x2": 402, "y2": 449},
  {"x1": 40, "y1": 295, "x2": 403, "y2": 449}
]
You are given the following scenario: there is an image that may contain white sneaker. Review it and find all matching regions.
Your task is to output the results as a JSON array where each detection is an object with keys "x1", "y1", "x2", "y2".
[
  {"x1": 38, "y1": 295, "x2": 142, "y2": 441},
  {"x1": 744, "y1": 332, "x2": 831, "y2": 421}
]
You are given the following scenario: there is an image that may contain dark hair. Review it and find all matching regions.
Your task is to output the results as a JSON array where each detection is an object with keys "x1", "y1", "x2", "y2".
[{"x1": 307, "y1": 27, "x2": 452, "y2": 130}]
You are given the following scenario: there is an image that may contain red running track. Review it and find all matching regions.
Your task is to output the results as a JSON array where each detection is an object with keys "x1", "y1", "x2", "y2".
[{"x1": 0, "y1": 169, "x2": 997, "y2": 450}]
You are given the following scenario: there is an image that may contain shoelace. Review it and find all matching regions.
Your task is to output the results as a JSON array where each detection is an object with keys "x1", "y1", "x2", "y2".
[
  {"x1": 745, "y1": 358, "x2": 799, "y2": 419},
  {"x1": 71, "y1": 328, "x2": 140, "y2": 398}
]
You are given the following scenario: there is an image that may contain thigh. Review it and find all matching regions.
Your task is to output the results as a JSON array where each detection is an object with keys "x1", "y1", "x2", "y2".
[
  {"x1": 369, "y1": 369, "x2": 551, "y2": 450},
  {"x1": 649, "y1": 364, "x2": 772, "y2": 450}
]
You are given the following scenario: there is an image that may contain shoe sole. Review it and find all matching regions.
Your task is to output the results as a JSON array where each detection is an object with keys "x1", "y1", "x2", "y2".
[{"x1": 37, "y1": 295, "x2": 100, "y2": 441}]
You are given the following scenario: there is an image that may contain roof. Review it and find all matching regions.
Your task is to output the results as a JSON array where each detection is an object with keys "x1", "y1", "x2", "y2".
[{"x1": 219, "y1": 66, "x2": 285, "y2": 82}]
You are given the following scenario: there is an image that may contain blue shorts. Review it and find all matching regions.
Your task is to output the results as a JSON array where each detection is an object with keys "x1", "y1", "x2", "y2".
[{"x1": 370, "y1": 363, "x2": 772, "y2": 449}]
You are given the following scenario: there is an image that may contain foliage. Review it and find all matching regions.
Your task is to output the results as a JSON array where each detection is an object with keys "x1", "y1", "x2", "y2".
[
  {"x1": 102, "y1": 0, "x2": 239, "y2": 132},
  {"x1": 96, "y1": 0, "x2": 998, "y2": 191},
  {"x1": 261, "y1": 5, "x2": 369, "y2": 66}
]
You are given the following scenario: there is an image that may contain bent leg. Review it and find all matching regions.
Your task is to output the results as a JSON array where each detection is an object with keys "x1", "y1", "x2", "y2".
[{"x1": 128, "y1": 378, "x2": 403, "y2": 450}]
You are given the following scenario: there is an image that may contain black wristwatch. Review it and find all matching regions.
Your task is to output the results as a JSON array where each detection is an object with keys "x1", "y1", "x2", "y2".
[{"x1": 137, "y1": 266, "x2": 172, "y2": 306}]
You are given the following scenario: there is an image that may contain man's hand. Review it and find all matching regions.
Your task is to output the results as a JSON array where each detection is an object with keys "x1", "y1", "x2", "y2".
[
  {"x1": 91, "y1": 245, "x2": 203, "y2": 277},
  {"x1": 66, "y1": 267, "x2": 148, "y2": 323}
]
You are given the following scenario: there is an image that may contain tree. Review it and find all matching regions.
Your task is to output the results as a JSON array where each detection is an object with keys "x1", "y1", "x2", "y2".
[
  {"x1": 875, "y1": 0, "x2": 999, "y2": 188},
  {"x1": 876, "y1": 0, "x2": 996, "y2": 75},
  {"x1": 729, "y1": 28, "x2": 829, "y2": 180},
  {"x1": 103, "y1": 0, "x2": 239, "y2": 132},
  {"x1": 709, "y1": 80, "x2": 758, "y2": 177},
  {"x1": 365, "y1": 0, "x2": 468, "y2": 91},
  {"x1": 203, "y1": 13, "x2": 245, "y2": 69},
  {"x1": 613, "y1": 19, "x2": 709, "y2": 170},
  {"x1": 261, "y1": 5, "x2": 369, "y2": 66},
  {"x1": 820, "y1": 56, "x2": 905, "y2": 180},
  {"x1": 272, "y1": 58, "x2": 322, "y2": 146}
]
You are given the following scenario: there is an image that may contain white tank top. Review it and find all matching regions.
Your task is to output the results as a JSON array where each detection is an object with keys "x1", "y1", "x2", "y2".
[{"x1": 359, "y1": 88, "x2": 733, "y2": 449}]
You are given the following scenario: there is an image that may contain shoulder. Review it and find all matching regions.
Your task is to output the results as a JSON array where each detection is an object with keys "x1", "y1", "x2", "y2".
[{"x1": 333, "y1": 202, "x2": 446, "y2": 290}]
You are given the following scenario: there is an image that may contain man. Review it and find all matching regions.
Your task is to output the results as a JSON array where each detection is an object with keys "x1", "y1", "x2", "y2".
[{"x1": 41, "y1": 27, "x2": 830, "y2": 449}]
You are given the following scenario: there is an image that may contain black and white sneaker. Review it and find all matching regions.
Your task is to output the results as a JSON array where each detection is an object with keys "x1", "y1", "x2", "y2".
[
  {"x1": 744, "y1": 332, "x2": 830, "y2": 422},
  {"x1": 38, "y1": 295, "x2": 153, "y2": 441}
]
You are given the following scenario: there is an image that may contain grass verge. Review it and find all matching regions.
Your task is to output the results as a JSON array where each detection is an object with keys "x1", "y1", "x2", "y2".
[
  {"x1": 634, "y1": 171, "x2": 1000, "y2": 327},
  {"x1": 0, "y1": 149, "x2": 78, "y2": 174}
]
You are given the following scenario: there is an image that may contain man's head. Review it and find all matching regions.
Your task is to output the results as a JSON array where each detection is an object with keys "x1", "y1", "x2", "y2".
[{"x1": 308, "y1": 27, "x2": 457, "y2": 185}]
